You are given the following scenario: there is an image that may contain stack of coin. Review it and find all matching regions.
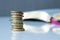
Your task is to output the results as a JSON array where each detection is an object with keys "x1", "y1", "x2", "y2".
[{"x1": 10, "y1": 10, "x2": 24, "y2": 32}]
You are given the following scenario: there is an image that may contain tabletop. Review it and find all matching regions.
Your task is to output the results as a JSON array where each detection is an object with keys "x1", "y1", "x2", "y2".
[{"x1": 0, "y1": 9, "x2": 60, "y2": 40}]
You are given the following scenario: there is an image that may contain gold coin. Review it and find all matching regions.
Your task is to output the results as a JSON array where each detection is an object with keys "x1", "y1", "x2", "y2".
[{"x1": 12, "y1": 28, "x2": 24, "y2": 31}]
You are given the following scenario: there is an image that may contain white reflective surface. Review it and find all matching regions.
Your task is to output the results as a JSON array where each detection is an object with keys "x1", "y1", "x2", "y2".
[
  {"x1": 0, "y1": 17, "x2": 60, "y2": 40},
  {"x1": 0, "y1": 9, "x2": 60, "y2": 40}
]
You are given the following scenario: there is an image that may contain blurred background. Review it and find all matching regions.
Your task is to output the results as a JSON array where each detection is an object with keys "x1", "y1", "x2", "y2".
[
  {"x1": 0, "y1": 0, "x2": 60, "y2": 40},
  {"x1": 0, "y1": 0, "x2": 60, "y2": 16}
]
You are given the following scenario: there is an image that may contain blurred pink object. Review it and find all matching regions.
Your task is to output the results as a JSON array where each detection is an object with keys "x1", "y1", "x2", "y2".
[{"x1": 50, "y1": 17, "x2": 60, "y2": 25}]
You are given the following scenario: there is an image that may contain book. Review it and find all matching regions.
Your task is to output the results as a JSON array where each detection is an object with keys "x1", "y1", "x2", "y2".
[
  {"x1": 23, "y1": 11, "x2": 51, "y2": 22},
  {"x1": 23, "y1": 11, "x2": 60, "y2": 34}
]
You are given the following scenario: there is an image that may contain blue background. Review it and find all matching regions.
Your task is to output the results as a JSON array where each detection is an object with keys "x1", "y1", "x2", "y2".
[
  {"x1": 0, "y1": 0, "x2": 60, "y2": 16},
  {"x1": 0, "y1": 0, "x2": 60, "y2": 40}
]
